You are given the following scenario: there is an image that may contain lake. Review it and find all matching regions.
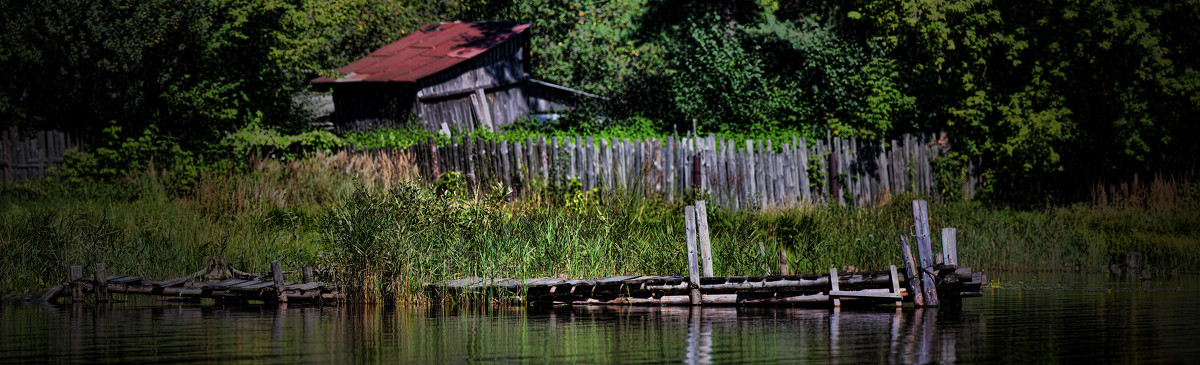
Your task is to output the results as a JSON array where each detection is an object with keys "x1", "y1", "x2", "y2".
[{"x1": 3, "y1": 273, "x2": 1199, "y2": 364}]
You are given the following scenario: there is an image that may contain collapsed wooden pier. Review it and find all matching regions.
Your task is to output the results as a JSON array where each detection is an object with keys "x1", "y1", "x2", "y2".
[
  {"x1": 428, "y1": 200, "x2": 985, "y2": 308},
  {"x1": 37, "y1": 259, "x2": 342, "y2": 304}
]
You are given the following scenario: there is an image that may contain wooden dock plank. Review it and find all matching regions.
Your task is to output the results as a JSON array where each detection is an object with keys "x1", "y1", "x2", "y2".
[
  {"x1": 241, "y1": 281, "x2": 278, "y2": 289},
  {"x1": 148, "y1": 276, "x2": 191, "y2": 287},
  {"x1": 209, "y1": 279, "x2": 252, "y2": 289},
  {"x1": 596, "y1": 276, "x2": 639, "y2": 284},
  {"x1": 829, "y1": 290, "x2": 903, "y2": 300},
  {"x1": 285, "y1": 282, "x2": 323, "y2": 291}
]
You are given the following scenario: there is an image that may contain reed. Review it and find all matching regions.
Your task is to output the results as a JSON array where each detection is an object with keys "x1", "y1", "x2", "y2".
[{"x1": 3, "y1": 153, "x2": 1197, "y2": 301}]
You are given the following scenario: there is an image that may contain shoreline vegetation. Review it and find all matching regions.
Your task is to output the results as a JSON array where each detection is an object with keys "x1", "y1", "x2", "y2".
[{"x1": 3, "y1": 151, "x2": 1197, "y2": 302}]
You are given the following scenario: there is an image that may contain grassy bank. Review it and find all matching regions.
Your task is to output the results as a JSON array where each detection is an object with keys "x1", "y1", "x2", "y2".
[{"x1": 2, "y1": 153, "x2": 1197, "y2": 301}]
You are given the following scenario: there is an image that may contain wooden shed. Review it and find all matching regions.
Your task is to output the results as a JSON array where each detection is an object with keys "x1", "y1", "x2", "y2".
[{"x1": 313, "y1": 21, "x2": 602, "y2": 133}]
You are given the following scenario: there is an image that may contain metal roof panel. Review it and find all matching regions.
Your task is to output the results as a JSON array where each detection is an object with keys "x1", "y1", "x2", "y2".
[{"x1": 314, "y1": 21, "x2": 529, "y2": 84}]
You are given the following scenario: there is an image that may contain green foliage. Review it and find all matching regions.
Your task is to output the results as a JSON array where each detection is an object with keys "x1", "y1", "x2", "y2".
[
  {"x1": 222, "y1": 125, "x2": 346, "y2": 160},
  {"x1": 344, "y1": 126, "x2": 447, "y2": 149},
  {"x1": 51, "y1": 123, "x2": 213, "y2": 189}
]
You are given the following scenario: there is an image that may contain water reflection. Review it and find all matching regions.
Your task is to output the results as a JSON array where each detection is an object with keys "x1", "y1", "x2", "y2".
[
  {"x1": 667, "y1": 306, "x2": 979, "y2": 365},
  {"x1": 4, "y1": 274, "x2": 1200, "y2": 364}
]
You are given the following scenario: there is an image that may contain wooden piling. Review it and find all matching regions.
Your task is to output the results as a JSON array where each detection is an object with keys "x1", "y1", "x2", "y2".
[
  {"x1": 684, "y1": 206, "x2": 701, "y2": 305},
  {"x1": 271, "y1": 260, "x2": 287, "y2": 303},
  {"x1": 830, "y1": 268, "x2": 841, "y2": 307},
  {"x1": 942, "y1": 228, "x2": 958, "y2": 266},
  {"x1": 94, "y1": 263, "x2": 108, "y2": 302},
  {"x1": 901, "y1": 235, "x2": 925, "y2": 307},
  {"x1": 912, "y1": 200, "x2": 939, "y2": 306},
  {"x1": 302, "y1": 267, "x2": 314, "y2": 284},
  {"x1": 758, "y1": 243, "x2": 769, "y2": 275},
  {"x1": 695, "y1": 200, "x2": 714, "y2": 277},
  {"x1": 778, "y1": 251, "x2": 790, "y2": 275},
  {"x1": 890, "y1": 265, "x2": 902, "y2": 307},
  {"x1": 70, "y1": 266, "x2": 83, "y2": 302}
]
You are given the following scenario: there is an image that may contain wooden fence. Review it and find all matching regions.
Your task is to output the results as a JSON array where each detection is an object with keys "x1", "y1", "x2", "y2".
[
  {"x1": 391, "y1": 133, "x2": 973, "y2": 208},
  {"x1": 0, "y1": 128, "x2": 75, "y2": 183}
]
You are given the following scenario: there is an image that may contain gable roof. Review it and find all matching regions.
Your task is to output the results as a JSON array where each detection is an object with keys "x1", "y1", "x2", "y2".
[{"x1": 313, "y1": 21, "x2": 531, "y2": 85}]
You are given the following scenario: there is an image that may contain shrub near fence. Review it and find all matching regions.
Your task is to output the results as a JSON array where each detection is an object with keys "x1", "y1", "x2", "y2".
[{"x1": 359, "y1": 132, "x2": 971, "y2": 209}]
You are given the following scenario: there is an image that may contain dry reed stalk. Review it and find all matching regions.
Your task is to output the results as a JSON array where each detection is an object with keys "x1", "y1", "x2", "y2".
[{"x1": 1092, "y1": 174, "x2": 1183, "y2": 210}]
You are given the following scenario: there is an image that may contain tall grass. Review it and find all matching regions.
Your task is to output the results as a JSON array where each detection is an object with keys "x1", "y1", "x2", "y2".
[{"x1": 4, "y1": 152, "x2": 1197, "y2": 302}]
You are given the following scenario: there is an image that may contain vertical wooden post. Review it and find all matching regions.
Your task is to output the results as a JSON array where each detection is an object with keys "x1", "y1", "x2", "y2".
[
  {"x1": 912, "y1": 200, "x2": 939, "y2": 306},
  {"x1": 666, "y1": 137, "x2": 676, "y2": 200},
  {"x1": 539, "y1": 136, "x2": 548, "y2": 184},
  {"x1": 501, "y1": 141, "x2": 512, "y2": 192},
  {"x1": 942, "y1": 228, "x2": 958, "y2": 266},
  {"x1": 758, "y1": 243, "x2": 769, "y2": 275},
  {"x1": 585, "y1": 136, "x2": 594, "y2": 190},
  {"x1": 901, "y1": 235, "x2": 925, "y2": 307},
  {"x1": 70, "y1": 266, "x2": 83, "y2": 303},
  {"x1": 94, "y1": 263, "x2": 108, "y2": 302},
  {"x1": 302, "y1": 266, "x2": 314, "y2": 284},
  {"x1": 428, "y1": 137, "x2": 440, "y2": 179},
  {"x1": 568, "y1": 137, "x2": 577, "y2": 185},
  {"x1": 829, "y1": 268, "x2": 841, "y2": 307},
  {"x1": 799, "y1": 137, "x2": 811, "y2": 202},
  {"x1": 745, "y1": 140, "x2": 756, "y2": 206},
  {"x1": 778, "y1": 250, "x2": 789, "y2": 275},
  {"x1": 890, "y1": 265, "x2": 902, "y2": 307},
  {"x1": 272, "y1": 260, "x2": 287, "y2": 303},
  {"x1": 684, "y1": 205, "x2": 701, "y2": 305},
  {"x1": 695, "y1": 200, "x2": 714, "y2": 277},
  {"x1": 467, "y1": 137, "x2": 477, "y2": 182}
]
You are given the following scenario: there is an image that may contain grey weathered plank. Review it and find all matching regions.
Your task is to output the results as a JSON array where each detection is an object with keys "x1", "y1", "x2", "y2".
[
  {"x1": 942, "y1": 228, "x2": 958, "y2": 266},
  {"x1": 285, "y1": 282, "x2": 323, "y2": 291},
  {"x1": 901, "y1": 235, "x2": 925, "y2": 307},
  {"x1": 695, "y1": 200, "x2": 714, "y2": 277},
  {"x1": 109, "y1": 276, "x2": 142, "y2": 284},
  {"x1": 828, "y1": 290, "x2": 903, "y2": 300},
  {"x1": 913, "y1": 200, "x2": 939, "y2": 306}
]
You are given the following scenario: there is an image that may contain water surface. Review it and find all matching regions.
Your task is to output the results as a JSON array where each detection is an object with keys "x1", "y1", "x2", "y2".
[{"x1": 3, "y1": 273, "x2": 1198, "y2": 364}]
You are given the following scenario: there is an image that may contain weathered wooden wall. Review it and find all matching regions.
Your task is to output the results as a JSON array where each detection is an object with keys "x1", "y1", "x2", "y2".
[
  {"x1": 0, "y1": 128, "x2": 77, "y2": 183},
  {"x1": 369, "y1": 133, "x2": 976, "y2": 208},
  {"x1": 415, "y1": 32, "x2": 529, "y2": 132}
]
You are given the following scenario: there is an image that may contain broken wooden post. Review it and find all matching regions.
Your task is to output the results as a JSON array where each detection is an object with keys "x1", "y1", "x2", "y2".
[
  {"x1": 942, "y1": 228, "x2": 958, "y2": 266},
  {"x1": 302, "y1": 266, "x2": 314, "y2": 284},
  {"x1": 684, "y1": 206, "x2": 701, "y2": 305},
  {"x1": 901, "y1": 235, "x2": 925, "y2": 307},
  {"x1": 271, "y1": 260, "x2": 287, "y2": 303},
  {"x1": 912, "y1": 200, "x2": 939, "y2": 306},
  {"x1": 829, "y1": 268, "x2": 841, "y2": 307},
  {"x1": 758, "y1": 243, "x2": 769, "y2": 275},
  {"x1": 94, "y1": 263, "x2": 108, "y2": 302},
  {"x1": 70, "y1": 266, "x2": 83, "y2": 303},
  {"x1": 695, "y1": 200, "x2": 714, "y2": 277},
  {"x1": 889, "y1": 265, "x2": 902, "y2": 307},
  {"x1": 778, "y1": 250, "x2": 790, "y2": 275}
]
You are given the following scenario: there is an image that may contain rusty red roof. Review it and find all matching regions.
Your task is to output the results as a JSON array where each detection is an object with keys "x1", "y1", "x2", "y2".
[{"x1": 313, "y1": 21, "x2": 530, "y2": 84}]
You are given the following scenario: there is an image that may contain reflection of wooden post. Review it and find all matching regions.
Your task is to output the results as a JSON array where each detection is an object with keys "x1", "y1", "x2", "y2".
[
  {"x1": 901, "y1": 235, "x2": 925, "y2": 307},
  {"x1": 695, "y1": 200, "x2": 713, "y2": 277},
  {"x1": 70, "y1": 266, "x2": 83, "y2": 303},
  {"x1": 94, "y1": 263, "x2": 108, "y2": 302},
  {"x1": 272, "y1": 260, "x2": 288, "y2": 303},
  {"x1": 685, "y1": 206, "x2": 701, "y2": 305},
  {"x1": 912, "y1": 200, "x2": 939, "y2": 306}
]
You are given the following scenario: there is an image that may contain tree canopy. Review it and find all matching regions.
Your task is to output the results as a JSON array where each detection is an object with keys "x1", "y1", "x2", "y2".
[{"x1": 2, "y1": 0, "x2": 1197, "y2": 201}]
